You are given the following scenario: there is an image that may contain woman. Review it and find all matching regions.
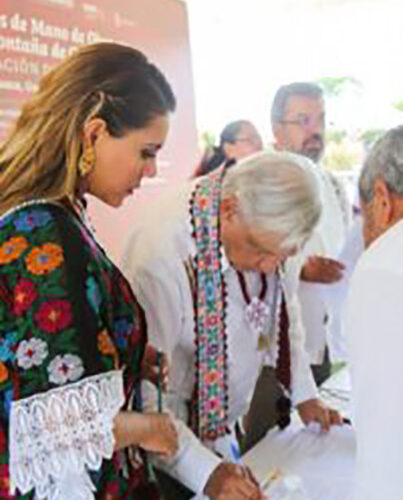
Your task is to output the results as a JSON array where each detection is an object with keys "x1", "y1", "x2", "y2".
[
  {"x1": 0, "y1": 43, "x2": 178, "y2": 499},
  {"x1": 194, "y1": 120, "x2": 263, "y2": 177}
]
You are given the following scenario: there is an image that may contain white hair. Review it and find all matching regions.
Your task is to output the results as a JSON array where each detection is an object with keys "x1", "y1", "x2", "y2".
[
  {"x1": 221, "y1": 150, "x2": 322, "y2": 249},
  {"x1": 359, "y1": 126, "x2": 403, "y2": 204}
]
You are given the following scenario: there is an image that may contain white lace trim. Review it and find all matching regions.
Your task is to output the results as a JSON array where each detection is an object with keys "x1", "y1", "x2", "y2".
[{"x1": 9, "y1": 370, "x2": 124, "y2": 500}]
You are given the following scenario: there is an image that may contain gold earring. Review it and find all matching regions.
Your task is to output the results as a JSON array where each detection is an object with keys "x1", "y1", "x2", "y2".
[{"x1": 78, "y1": 144, "x2": 95, "y2": 176}]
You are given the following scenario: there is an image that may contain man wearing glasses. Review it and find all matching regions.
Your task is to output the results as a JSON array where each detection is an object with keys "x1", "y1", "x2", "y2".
[{"x1": 243, "y1": 82, "x2": 351, "y2": 451}]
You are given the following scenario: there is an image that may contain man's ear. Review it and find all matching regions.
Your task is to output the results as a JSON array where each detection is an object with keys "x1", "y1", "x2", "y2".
[
  {"x1": 82, "y1": 118, "x2": 108, "y2": 146},
  {"x1": 220, "y1": 194, "x2": 240, "y2": 223},
  {"x1": 373, "y1": 177, "x2": 393, "y2": 227}
]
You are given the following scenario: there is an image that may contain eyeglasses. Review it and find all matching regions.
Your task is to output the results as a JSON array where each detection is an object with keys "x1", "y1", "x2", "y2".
[{"x1": 280, "y1": 114, "x2": 325, "y2": 130}]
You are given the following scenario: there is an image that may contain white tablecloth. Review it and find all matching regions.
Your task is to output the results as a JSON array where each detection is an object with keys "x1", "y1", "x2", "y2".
[{"x1": 244, "y1": 366, "x2": 356, "y2": 500}]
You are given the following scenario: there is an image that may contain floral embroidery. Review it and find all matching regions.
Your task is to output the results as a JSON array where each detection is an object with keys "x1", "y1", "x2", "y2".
[
  {"x1": 80, "y1": 225, "x2": 99, "y2": 255},
  {"x1": 98, "y1": 330, "x2": 117, "y2": 356},
  {"x1": 100, "y1": 268, "x2": 113, "y2": 295},
  {"x1": 0, "y1": 332, "x2": 16, "y2": 362},
  {"x1": 0, "y1": 203, "x2": 150, "y2": 497},
  {"x1": 0, "y1": 236, "x2": 28, "y2": 265},
  {"x1": 86, "y1": 276, "x2": 102, "y2": 314},
  {"x1": 0, "y1": 463, "x2": 10, "y2": 495},
  {"x1": 35, "y1": 299, "x2": 73, "y2": 333},
  {"x1": 13, "y1": 278, "x2": 37, "y2": 315},
  {"x1": 203, "y1": 370, "x2": 220, "y2": 385},
  {"x1": 119, "y1": 276, "x2": 134, "y2": 303},
  {"x1": 206, "y1": 398, "x2": 221, "y2": 411},
  {"x1": 13, "y1": 209, "x2": 52, "y2": 232},
  {"x1": 48, "y1": 354, "x2": 84, "y2": 385},
  {"x1": 189, "y1": 166, "x2": 229, "y2": 441},
  {"x1": 206, "y1": 315, "x2": 219, "y2": 327},
  {"x1": 16, "y1": 338, "x2": 48, "y2": 369},
  {"x1": 0, "y1": 426, "x2": 4, "y2": 453},
  {"x1": 3, "y1": 389, "x2": 12, "y2": 416},
  {"x1": 25, "y1": 242, "x2": 64, "y2": 275},
  {"x1": 113, "y1": 318, "x2": 131, "y2": 349},
  {"x1": 98, "y1": 331, "x2": 119, "y2": 370},
  {"x1": 0, "y1": 363, "x2": 8, "y2": 383},
  {"x1": 128, "y1": 322, "x2": 142, "y2": 344}
]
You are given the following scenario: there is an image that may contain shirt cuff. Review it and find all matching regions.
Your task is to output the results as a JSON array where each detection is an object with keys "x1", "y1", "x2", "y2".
[
  {"x1": 153, "y1": 418, "x2": 222, "y2": 494},
  {"x1": 291, "y1": 371, "x2": 319, "y2": 406}
]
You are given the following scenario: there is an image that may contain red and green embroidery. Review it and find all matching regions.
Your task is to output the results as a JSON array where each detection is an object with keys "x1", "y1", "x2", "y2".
[
  {"x1": 0, "y1": 203, "x2": 148, "y2": 499},
  {"x1": 189, "y1": 167, "x2": 229, "y2": 441}
]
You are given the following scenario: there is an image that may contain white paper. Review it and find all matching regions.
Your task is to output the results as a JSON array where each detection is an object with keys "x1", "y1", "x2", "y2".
[
  {"x1": 245, "y1": 424, "x2": 356, "y2": 500},
  {"x1": 263, "y1": 470, "x2": 312, "y2": 500}
]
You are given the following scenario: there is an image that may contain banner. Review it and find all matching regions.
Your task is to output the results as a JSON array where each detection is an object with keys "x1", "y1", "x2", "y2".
[{"x1": 0, "y1": 0, "x2": 197, "y2": 261}]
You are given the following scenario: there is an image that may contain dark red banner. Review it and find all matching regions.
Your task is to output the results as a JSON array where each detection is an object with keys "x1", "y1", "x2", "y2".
[{"x1": 0, "y1": 0, "x2": 197, "y2": 260}]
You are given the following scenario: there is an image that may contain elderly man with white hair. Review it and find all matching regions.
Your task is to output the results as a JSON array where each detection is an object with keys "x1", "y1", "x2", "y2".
[
  {"x1": 347, "y1": 126, "x2": 403, "y2": 500},
  {"x1": 122, "y1": 151, "x2": 342, "y2": 500}
]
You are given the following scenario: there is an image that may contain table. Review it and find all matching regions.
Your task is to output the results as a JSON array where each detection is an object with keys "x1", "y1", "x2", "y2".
[{"x1": 244, "y1": 367, "x2": 356, "y2": 500}]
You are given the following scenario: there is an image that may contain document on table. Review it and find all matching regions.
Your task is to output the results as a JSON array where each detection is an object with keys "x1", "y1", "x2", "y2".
[
  {"x1": 245, "y1": 423, "x2": 356, "y2": 500},
  {"x1": 261, "y1": 468, "x2": 312, "y2": 500}
]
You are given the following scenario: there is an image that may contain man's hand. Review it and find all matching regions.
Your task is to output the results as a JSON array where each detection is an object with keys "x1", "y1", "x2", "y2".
[
  {"x1": 204, "y1": 463, "x2": 265, "y2": 500},
  {"x1": 300, "y1": 256, "x2": 345, "y2": 284},
  {"x1": 297, "y1": 398, "x2": 343, "y2": 432},
  {"x1": 141, "y1": 344, "x2": 168, "y2": 389}
]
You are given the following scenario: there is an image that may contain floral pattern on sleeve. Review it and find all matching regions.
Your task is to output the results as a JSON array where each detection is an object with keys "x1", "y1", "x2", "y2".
[{"x1": 0, "y1": 204, "x2": 148, "y2": 499}]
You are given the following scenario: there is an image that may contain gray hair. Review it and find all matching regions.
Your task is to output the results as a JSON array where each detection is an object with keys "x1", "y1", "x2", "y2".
[
  {"x1": 359, "y1": 125, "x2": 403, "y2": 204},
  {"x1": 271, "y1": 82, "x2": 323, "y2": 125},
  {"x1": 222, "y1": 150, "x2": 322, "y2": 249}
]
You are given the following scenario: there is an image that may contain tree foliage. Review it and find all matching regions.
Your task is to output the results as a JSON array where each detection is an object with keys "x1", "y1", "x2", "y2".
[
  {"x1": 201, "y1": 130, "x2": 216, "y2": 149},
  {"x1": 393, "y1": 100, "x2": 403, "y2": 112},
  {"x1": 360, "y1": 128, "x2": 386, "y2": 144},
  {"x1": 315, "y1": 76, "x2": 361, "y2": 97}
]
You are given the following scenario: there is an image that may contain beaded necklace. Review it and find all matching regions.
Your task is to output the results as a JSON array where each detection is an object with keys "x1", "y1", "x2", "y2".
[
  {"x1": 237, "y1": 271, "x2": 269, "y2": 339},
  {"x1": 236, "y1": 270, "x2": 281, "y2": 351}
]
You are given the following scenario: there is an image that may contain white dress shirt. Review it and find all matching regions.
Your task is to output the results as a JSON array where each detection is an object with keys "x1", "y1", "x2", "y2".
[
  {"x1": 121, "y1": 180, "x2": 317, "y2": 495},
  {"x1": 347, "y1": 219, "x2": 403, "y2": 500},
  {"x1": 298, "y1": 169, "x2": 351, "y2": 364},
  {"x1": 325, "y1": 216, "x2": 364, "y2": 361}
]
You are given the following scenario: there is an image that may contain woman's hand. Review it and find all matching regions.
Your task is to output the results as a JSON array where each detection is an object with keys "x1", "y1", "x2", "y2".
[
  {"x1": 138, "y1": 412, "x2": 179, "y2": 458},
  {"x1": 114, "y1": 411, "x2": 178, "y2": 458},
  {"x1": 141, "y1": 344, "x2": 169, "y2": 389}
]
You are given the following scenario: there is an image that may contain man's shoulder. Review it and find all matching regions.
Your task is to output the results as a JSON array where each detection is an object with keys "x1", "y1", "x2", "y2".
[
  {"x1": 356, "y1": 220, "x2": 403, "y2": 276},
  {"x1": 122, "y1": 182, "x2": 196, "y2": 276}
]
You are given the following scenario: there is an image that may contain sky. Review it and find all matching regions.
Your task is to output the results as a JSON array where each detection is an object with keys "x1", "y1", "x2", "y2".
[{"x1": 185, "y1": 0, "x2": 403, "y2": 143}]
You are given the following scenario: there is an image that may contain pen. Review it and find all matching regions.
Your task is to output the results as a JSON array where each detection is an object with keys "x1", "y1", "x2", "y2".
[{"x1": 157, "y1": 350, "x2": 163, "y2": 413}]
